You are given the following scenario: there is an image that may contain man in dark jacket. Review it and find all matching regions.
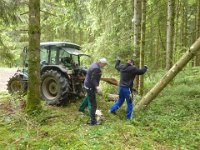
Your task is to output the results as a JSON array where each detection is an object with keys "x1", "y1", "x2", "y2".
[
  {"x1": 79, "y1": 58, "x2": 108, "y2": 125},
  {"x1": 109, "y1": 59, "x2": 148, "y2": 120}
]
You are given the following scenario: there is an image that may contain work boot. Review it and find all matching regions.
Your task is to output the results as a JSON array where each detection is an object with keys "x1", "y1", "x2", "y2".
[
  {"x1": 109, "y1": 110, "x2": 116, "y2": 115},
  {"x1": 78, "y1": 109, "x2": 85, "y2": 113},
  {"x1": 78, "y1": 109, "x2": 86, "y2": 115},
  {"x1": 87, "y1": 121, "x2": 102, "y2": 126}
]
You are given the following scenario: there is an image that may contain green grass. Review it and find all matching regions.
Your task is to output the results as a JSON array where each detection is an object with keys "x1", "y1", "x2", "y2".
[{"x1": 0, "y1": 67, "x2": 199, "y2": 149}]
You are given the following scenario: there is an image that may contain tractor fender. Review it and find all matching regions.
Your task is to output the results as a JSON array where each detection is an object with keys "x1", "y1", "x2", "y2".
[
  {"x1": 14, "y1": 70, "x2": 28, "y2": 80},
  {"x1": 41, "y1": 65, "x2": 70, "y2": 79}
]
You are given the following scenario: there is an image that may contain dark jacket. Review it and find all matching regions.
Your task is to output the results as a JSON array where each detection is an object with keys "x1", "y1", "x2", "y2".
[
  {"x1": 115, "y1": 60, "x2": 147, "y2": 89},
  {"x1": 84, "y1": 62, "x2": 102, "y2": 90}
]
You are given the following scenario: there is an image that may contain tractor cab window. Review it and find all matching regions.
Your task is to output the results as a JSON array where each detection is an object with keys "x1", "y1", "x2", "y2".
[
  {"x1": 40, "y1": 48, "x2": 49, "y2": 65},
  {"x1": 59, "y1": 48, "x2": 72, "y2": 67},
  {"x1": 60, "y1": 47, "x2": 79, "y2": 67},
  {"x1": 49, "y1": 46, "x2": 59, "y2": 65},
  {"x1": 72, "y1": 55, "x2": 79, "y2": 66},
  {"x1": 80, "y1": 55, "x2": 91, "y2": 68}
]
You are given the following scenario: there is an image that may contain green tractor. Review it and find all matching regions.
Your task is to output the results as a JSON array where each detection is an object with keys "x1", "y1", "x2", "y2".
[{"x1": 7, "y1": 42, "x2": 89, "y2": 105}]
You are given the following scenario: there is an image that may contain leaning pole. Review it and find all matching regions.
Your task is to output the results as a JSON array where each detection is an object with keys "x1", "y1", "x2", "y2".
[{"x1": 135, "y1": 37, "x2": 200, "y2": 110}]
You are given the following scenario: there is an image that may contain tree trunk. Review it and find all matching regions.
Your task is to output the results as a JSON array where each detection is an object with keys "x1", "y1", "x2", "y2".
[
  {"x1": 133, "y1": 0, "x2": 142, "y2": 90},
  {"x1": 26, "y1": 0, "x2": 41, "y2": 113},
  {"x1": 139, "y1": 0, "x2": 146, "y2": 95},
  {"x1": 180, "y1": 1, "x2": 188, "y2": 49},
  {"x1": 173, "y1": 0, "x2": 180, "y2": 62},
  {"x1": 195, "y1": 0, "x2": 200, "y2": 66},
  {"x1": 135, "y1": 37, "x2": 200, "y2": 110},
  {"x1": 166, "y1": 0, "x2": 175, "y2": 70}
]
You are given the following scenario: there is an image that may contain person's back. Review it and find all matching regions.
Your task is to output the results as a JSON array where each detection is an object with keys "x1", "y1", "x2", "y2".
[
  {"x1": 84, "y1": 62, "x2": 101, "y2": 90},
  {"x1": 115, "y1": 59, "x2": 147, "y2": 89}
]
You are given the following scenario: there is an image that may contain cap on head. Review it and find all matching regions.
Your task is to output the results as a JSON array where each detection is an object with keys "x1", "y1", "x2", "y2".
[{"x1": 99, "y1": 58, "x2": 108, "y2": 64}]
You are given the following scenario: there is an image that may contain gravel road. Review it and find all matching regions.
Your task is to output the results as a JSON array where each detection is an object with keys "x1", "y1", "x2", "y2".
[{"x1": 0, "y1": 68, "x2": 17, "y2": 92}]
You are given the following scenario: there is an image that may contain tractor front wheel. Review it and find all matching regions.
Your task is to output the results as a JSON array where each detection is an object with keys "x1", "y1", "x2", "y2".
[{"x1": 7, "y1": 76, "x2": 27, "y2": 94}]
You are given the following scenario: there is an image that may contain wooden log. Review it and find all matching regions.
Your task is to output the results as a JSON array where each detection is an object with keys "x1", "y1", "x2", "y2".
[{"x1": 107, "y1": 93, "x2": 119, "y2": 101}]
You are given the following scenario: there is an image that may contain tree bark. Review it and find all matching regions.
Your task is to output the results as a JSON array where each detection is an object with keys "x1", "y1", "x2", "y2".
[
  {"x1": 195, "y1": 0, "x2": 200, "y2": 66},
  {"x1": 166, "y1": 0, "x2": 175, "y2": 70},
  {"x1": 133, "y1": 0, "x2": 142, "y2": 90},
  {"x1": 173, "y1": 0, "x2": 180, "y2": 62},
  {"x1": 139, "y1": 0, "x2": 146, "y2": 95},
  {"x1": 26, "y1": 0, "x2": 41, "y2": 113},
  {"x1": 135, "y1": 37, "x2": 200, "y2": 110},
  {"x1": 180, "y1": 1, "x2": 188, "y2": 49}
]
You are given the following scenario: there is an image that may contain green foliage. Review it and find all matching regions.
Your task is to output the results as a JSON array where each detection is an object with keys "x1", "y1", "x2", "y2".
[
  {"x1": 1, "y1": 0, "x2": 199, "y2": 70},
  {"x1": 0, "y1": 68, "x2": 200, "y2": 149}
]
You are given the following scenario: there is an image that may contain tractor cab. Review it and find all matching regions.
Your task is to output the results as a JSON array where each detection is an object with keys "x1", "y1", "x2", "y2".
[{"x1": 8, "y1": 42, "x2": 90, "y2": 105}]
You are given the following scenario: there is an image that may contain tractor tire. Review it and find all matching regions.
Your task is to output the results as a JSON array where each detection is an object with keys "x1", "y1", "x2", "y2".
[
  {"x1": 41, "y1": 70, "x2": 69, "y2": 105},
  {"x1": 7, "y1": 75, "x2": 27, "y2": 94}
]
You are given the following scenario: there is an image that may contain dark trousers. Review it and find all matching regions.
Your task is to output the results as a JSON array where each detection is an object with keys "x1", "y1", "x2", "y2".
[{"x1": 86, "y1": 89, "x2": 97, "y2": 124}]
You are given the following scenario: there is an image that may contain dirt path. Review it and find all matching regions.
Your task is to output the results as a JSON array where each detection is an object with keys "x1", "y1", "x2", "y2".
[{"x1": 0, "y1": 68, "x2": 17, "y2": 92}]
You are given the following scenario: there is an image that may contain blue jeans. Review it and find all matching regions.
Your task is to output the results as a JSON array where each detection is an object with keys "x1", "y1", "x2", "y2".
[{"x1": 110, "y1": 87, "x2": 133, "y2": 120}]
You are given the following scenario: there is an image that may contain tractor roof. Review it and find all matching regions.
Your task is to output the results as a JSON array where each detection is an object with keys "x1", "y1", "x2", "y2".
[
  {"x1": 40, "y1": 42, "x2": 81, "y2": 50},
  {"x1": 64, "y1": 48, "x2": 90, "y2": 56}
]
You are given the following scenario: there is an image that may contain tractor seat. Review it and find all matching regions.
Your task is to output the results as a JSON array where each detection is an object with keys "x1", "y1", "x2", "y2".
[{"x1": 61, "y1": 57, "x2": 72, "y2": 67}]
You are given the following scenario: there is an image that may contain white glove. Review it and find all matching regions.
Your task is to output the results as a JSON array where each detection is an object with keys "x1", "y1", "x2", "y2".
[
  {"x1": 96, "y1": 86, "x2": 102, "y2": 95},
  {"x1": 116, "y1": 56, "x2": 120, "y2": 61},
  {"x1": 144, "y1": 65, "x2": 148, "y2": 70}
]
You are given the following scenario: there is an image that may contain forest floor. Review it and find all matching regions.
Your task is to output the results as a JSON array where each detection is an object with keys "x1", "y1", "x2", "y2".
[
  {"x1": 0, "y1": 67, "x2": 199, "y2": 149},
  {"x1": 0, "y1": 68, "x2": 17, "y2": 92}
]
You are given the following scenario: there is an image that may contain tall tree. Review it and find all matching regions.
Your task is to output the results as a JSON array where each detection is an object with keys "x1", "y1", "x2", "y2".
[
  {"x1": 139, "y1": 0, "x2": 147, "y2": 95},
  {"x1": 173, "y1": 0, "x2": 180, "y2": 61},
  {"x1": 26, "y1": 0, "x2": 41, "y2": 113},
  {"x1": 133, "y1": 0, "x2": 142, "y2": 65},
  {"x1": 133, "y1": 0, "x2": 142, "y2": 90},
  {"x1": 180, "y1": 1, "x2": 188, "y2": 49},
  {"x1": 135, "y1": 37, "x2": 200, "y2": 110},
  {"x1": 195, "y1": 0, "x2": 200, "y2": 66},
  {"x1": 0, "y1": 0, "x2": 20, "y2": 67},
  {"x1": 166, "y1": 0, "x2": 175, "y2": 70}
]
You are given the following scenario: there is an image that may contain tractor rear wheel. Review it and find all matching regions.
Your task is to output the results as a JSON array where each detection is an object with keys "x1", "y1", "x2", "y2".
[
  {"x1": 7, "y1": 75, "x2": 27, "y2": 94},
  {"x1": 41, "y1": 70, "x2": 69, "y2": 105}
]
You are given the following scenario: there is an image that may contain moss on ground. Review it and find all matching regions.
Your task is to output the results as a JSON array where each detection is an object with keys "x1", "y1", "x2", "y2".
[{"x1": 0, "y1": 68, "x2": 199, "y2": 149}]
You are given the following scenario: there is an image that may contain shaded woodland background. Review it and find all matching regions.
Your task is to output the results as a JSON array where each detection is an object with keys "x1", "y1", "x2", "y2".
[{"x1": 0, "y1": 0, "x2": 200, "y2": 68}]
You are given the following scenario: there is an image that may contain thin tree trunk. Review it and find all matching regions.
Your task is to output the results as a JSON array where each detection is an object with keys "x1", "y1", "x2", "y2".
[
  {"x1": 139, "y1": 0, "x2": 146, "y2": 95},
  {"x1": 158, "y1": 20, "x2": 166, "y2": 69},
  {"x1": 135, "y1": 37, "x2": 200, "y2": 110},
  {"x1": 173, "y1": 0, "x2": 180, "y2": 62},
  {"x1": 133, "y1": 0, "x2": 142, "y2": 90},
  {"x1": 181, "y1": 1, "x2": 188, "y2": 50},
  {"x1": 156, "y1": 25, "x2": 161, "y2": 69},
  {"x1": 26, "y1": 0, "x2": 41, "y2": 113},
  {"x1": 166, "y1": 0, "x2": 175, "y2": 70},
  {"x1": 148, "y1": 19, "x2": 154, "y2": 68},
  {"x1": 195, "y1": 0, "x2": 200, "y2": 66}
]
